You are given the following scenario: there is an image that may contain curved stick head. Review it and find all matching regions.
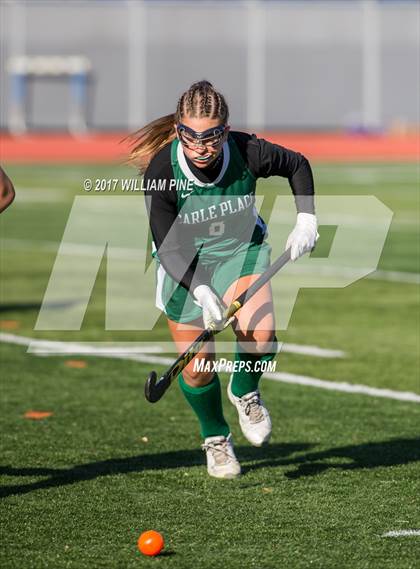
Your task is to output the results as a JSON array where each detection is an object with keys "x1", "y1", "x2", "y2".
[
  {"x1": 144, "y1": 371, "x2": 171, "y2": 403},
  {"x1": 145, "y1": 371, "x2": 158, "y2": 402}
]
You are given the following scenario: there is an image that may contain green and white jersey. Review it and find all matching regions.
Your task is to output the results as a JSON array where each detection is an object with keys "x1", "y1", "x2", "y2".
[
  {"x1": 144, "y1": 130, "x2": 314, "y2": 295},
  {"x1": 169, "y1": 135, "x2": 267, "y2": 261}
]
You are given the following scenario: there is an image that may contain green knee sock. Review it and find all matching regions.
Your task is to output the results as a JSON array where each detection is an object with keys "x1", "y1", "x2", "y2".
[
  {"x1": 178, "y1": 373, "x2": 230, "y2": 439},
  {"x1": 230, "y1": 337, "x2": 278, "y2": 397}
]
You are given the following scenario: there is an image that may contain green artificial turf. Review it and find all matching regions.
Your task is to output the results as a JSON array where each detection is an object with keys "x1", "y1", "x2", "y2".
[{"x1": 1, "y1": 162, "x2": 419, "y2": 568}]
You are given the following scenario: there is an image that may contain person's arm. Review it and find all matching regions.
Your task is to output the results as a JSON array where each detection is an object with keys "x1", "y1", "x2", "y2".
[
  {"x1": 231, "y1": 131, "x2": 315, "y2": 214},
  {"x1": 143, "y1": 147, "x2": 211, "y2": 292},
  {"x1": 232, "y1": 132, "x2": 318, "y2": 260},
  {"x1": 144, "y1": 150, "x2": 226, "y2": 326},
  {"x1": 0, "y1": 167, "x2": 15, "y2": 213}
]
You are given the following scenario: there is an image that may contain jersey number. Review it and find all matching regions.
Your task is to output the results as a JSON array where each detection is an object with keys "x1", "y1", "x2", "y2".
[{"x1": 208, "y1": 221, "x2": 225, "y2": 237}]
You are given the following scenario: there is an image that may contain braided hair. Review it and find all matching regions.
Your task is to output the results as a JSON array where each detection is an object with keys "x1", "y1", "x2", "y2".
[
  {"x1": 127, "y1": 80, "x2": 229, "y2": 173},
  {"x1": 175, "y1": 80, "x2": 229, "y2": 123}
]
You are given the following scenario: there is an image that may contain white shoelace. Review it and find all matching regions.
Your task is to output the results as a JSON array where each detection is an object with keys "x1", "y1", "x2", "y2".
[
  {"x1": 242, "y1": 393, "x2": 265, "y2": 423},
  {"x1": 201, "y1": 440, "x2": 232, "y2": 465}
]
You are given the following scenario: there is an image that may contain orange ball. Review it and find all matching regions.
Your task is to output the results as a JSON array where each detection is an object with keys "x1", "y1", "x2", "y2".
[{"x1": 137, "y1": 530, "x2": 164, "y2": 556}]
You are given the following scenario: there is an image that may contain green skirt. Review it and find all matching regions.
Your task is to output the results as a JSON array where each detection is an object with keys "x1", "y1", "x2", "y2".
[{"x1": 155, "y1": 241, "x2": 272, "y2": 323}]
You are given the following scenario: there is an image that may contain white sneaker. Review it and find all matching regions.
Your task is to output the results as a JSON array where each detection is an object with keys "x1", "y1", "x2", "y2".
[
  {"x1": 227, "y1": 377, "x2": 272, "y2": 447},
  {"x1": 201, "y1": 433, "x2": 241, "y2": 479}
]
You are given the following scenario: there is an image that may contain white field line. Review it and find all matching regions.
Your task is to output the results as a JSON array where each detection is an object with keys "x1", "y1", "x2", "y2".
[
  {"x1": 381, "y1": 530, "x2": 420, "y2": 537},
  {"x1": 0, "y1": 333, "x2": 345, "y2": 359},
  {"x1": 281, "y1": 343, "x2": 344, "y2": 358},
  {"x1": 0, "y1": 333, "x2": 164, "y2": 354},
  {"x1": 368, "y1": 270, "x2": 420, "y2": 285},
  {"x1": 1, "y1": 238, "x2": 140, "y2": 260},
  {"x1": 1, "y1": 333, "x2": 419, "y2": 403},
  {"x1": 264, "y1": 371, "x2": 420, "y2": 404},
  {"x1": 285, "y1": 263, "x2": 420, "y2": 285},
  {"x1": 16, "y1": 188, "x2": 74, "y2": 202},
  {"x1": 2, "y1": 238, "x2": 419, "y2": 285}
]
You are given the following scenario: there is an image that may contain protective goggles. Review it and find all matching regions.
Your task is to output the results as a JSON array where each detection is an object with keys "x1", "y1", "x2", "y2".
[{"x1": 176, "y1": 124, "x2": 226, "y2": 149}]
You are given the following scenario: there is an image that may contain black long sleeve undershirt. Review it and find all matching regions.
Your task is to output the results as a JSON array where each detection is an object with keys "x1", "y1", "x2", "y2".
[{"x1": 143, "y1": 131, "x2": 315, "y2": 292}]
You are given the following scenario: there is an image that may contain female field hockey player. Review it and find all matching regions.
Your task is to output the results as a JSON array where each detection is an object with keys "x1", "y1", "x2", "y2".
[{"x1": 128, "y1": 81, "x2": 318, "y2": 479}]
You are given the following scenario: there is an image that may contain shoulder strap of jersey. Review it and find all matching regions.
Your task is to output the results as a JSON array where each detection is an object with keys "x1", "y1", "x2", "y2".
[
  {"x1": 170, "y1": 138, "x2": 180, "y2": 169},
  {"x1": 227, "y1": 132, "x2": 256, "y2": 181}
]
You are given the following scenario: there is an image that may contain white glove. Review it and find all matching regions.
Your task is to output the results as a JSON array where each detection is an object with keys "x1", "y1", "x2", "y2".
[
  {"x1": 193, "y1": 285, "x2": 226, "y2": 330},
  {"x1": 286, "y1": 212, "x2": 319, "y2": 261}
]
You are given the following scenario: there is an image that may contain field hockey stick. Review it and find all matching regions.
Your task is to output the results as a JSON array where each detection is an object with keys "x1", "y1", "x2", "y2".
[{"x1": 144, "y1": 248, "x2": 292, "y2": 403}]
